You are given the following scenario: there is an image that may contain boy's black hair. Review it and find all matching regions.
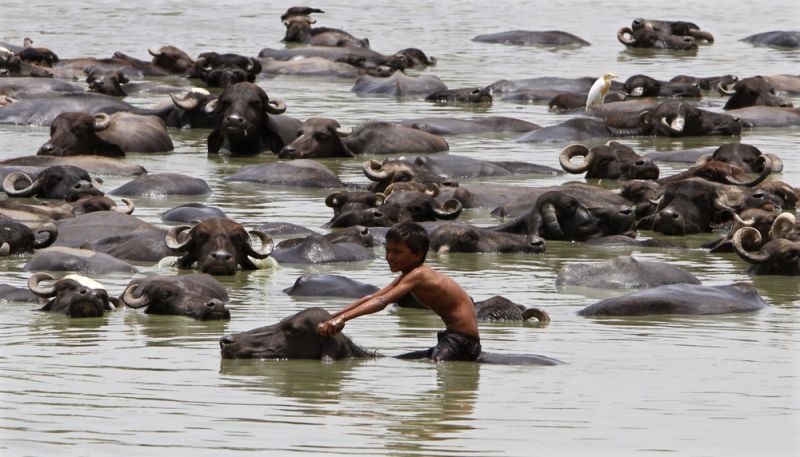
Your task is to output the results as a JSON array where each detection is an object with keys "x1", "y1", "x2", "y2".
[{"x1": 386, "y1": 221, "x2": 429, "y2": 262}]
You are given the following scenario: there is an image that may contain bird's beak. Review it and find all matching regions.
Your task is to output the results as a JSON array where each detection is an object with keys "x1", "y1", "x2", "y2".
[{"x1": 609, "y1": 73, "x2": 619, "y2": 79}]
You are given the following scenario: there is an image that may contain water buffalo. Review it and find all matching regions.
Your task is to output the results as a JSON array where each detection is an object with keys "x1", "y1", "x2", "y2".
[
  {"x1": 472, "y1": 30, "x2": 589, "y2": 46},
  {"x1": 121, "y1": 274, "x2": 231, "y2": 320},
  {"x1": 39, "y1": 112, "x2": 173, "y2": 156},
  {"x1": 325, "y1": 190, "x2": 462, "y2": 228},
  {"x1": 351, "y1": 71, "x2": 447, "y2": 97},
  {"x1": 282, "y1": 15, "x2": 369, "y2": 48},
  {"x1": 669, "y1": 74, "x2": 738, "y2": 91},
  {"x1": 636, "y1": 178, "x2": 783, "y2": 235},
  {"x1": 16, "y1": 38, "x2": 59, "y2": 66},
  {"x1": 325, "y1": 191, "x2": 385, "y2": 221},
  {"x1": 424, "y1": 87, "x2": 492, "y2": 105},
  {"x1": 605, "y1": 101, "x2": 742, "y2": 137},
  {"x1": 161, "y1": 204, "x2": 226, "y2": 224},
  {"x1": 741, "y1": 31, "x2": 800, "y2": 49},
  {"x1": 53, "y1": 45, "x2": 196, "y2": 78},
  {"x1": 141, "y1": 88, "x2": 219, "y2": 129},
  {"x1": 719, "y1": 76, "x2": 793, "y2": 110},
  {"x1": 205, "y1": 82, "x2": 300, "y2": 155},
  {"x1": 220, "y1": 307, "x2": 374, "y2": 360},
  {"x1": 220, "y1": 307, "x2": 562, "y2": 364},
  {"x1": 397, "y1": 116, "x2": 539, "y2": 135},
  {"x1": 0, "y1": 92, "x2": 139, "y2": 126},
  {"x1": 0, "y1": 219, "x2": 57, "y2": 256},
  {"x1": 559, "y1": 141, "x2": 659, "y2": 180},
  {"x1": 0, "y1": 47, "x2": 53, "y2": 77},
  {"x1": 656, "y1": 158, "x2": 773, "y2": 188},
  {"x1": 165, "y1": 217, "x2": 274, "y2": 275},
  {"x1": 110, "y1": 174, "x2": 211, "y2": 197},
  {"x1": 725, "y1": 106, "x2": 800, "y2": 128},
  {"x1": 223, "y1": 160, "x2": 346, "y2": 188},
  {"x1": 3, "y1": 165, "x2": 103, "y2": 201},
  {"x1": 492, "y1": 190, "x2": 634, "y2": 241},
  {"x1": 556, "y1": 256, "x2": 700, "y2": 289},
  {"x1": 28, "y1": 273, "x2": 119, "y2": 317},
  {"x1": 695, "y1": 143, "x2": 783, "y2": 174},
  {"x1": 259, "y1": 56, "x2": 362, "y2": 78},
  {"x1": 278, "y1": 118, "x2": 448, "y2": 158},
  {"x1": 362, "y1": 158, "x2": 457, "y2": 193},
  {"x1": 0, "y1": 155, "x2": 146, "y2": 176},
  {"x1": 702, "y1": 208, "x2": 781, "y2": 253},
  {"x1": 547, "y1": 91, "x2": 627, "y2": 113},
  {"x1": 429, "y1": 223, "x2": 545, "y2": 254},
  {"x1": 732, "y1": 214, "x2": 800, "y2": 275},
  {"x1": 271, "y1": 229, "x2": 376, "y2": 264},
  {"x1": 0, "y1": 197, "x2": 133, "y2": 224},
  {"x1": 24, "y1": 246, "x2": 138, "y2": 274},
  {"x1": 195, "y1": 52, "x2": 262, "y2": 88},
  {"x1": 579, "y1": 282, "x2": 766, "y2": 316},
  {"x1": 622, "y1": 74, "x2": 701, "y2": 98},
  {"x1": 283, "y1": 274, "x2": 380, "y2": 298},
  {"x1": 617, "y1": 26, "x2": 698, "y2": 50},
  {"x1": 473, "y1": 296, "x2": 550, "y2": 322}
]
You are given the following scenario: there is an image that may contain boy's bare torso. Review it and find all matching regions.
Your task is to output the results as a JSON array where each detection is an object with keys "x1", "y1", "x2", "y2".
[{"x1": 400, "y1": 264, "x2": 479, "y2": 339}]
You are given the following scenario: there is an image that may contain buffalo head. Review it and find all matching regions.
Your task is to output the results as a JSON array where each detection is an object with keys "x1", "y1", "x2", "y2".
[
  {"x1": 29, "y1": 272, "x2": 117, "y2": 317},
  {"x1": 0, "y1": 219, "x2": 57, "y2": 256},
  {"x1": 3, "y1": 165, "x2": 104, "y2": 201},
  {"x1": 279, "y1": 117, "x2": 355, "y2": 158},
  {"x1": 195, "y1": 52, "x2": 261, "y2": 88},
  {"x1": 559, "y1": 141, "x2": 659, "y2": 180},
  {"x1": 166, "y1": 217, "x2": 274, "y2": 275},
  {"x1": 121, "y1": 274, "x2": 230, "y2": 320},
  {"x1": 732, "y1": 212, "x2": 800, "y2": 275},
  {"x1": 38, "y1": 112, "x2": 125, "y2": 157},
  {"x1": 720, "y1": 76, "x2": 793, "y2": 110}
]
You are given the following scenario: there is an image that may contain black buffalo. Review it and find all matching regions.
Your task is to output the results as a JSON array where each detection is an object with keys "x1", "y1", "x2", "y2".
[
  {"x1": 559, "y1": 141, "x2": 659, "y2": 180},
  {"x1": 166, "y1": 217, "x2": 274, "y2": 275},
  {"x1": 282, "y1": 15, "x2": 369, "y2": 48},
  {"x1": 38, "y1": 112, "x2": 173, "y2": 156},
  {"x1": 623, "y1": 74, "x2": 701, "y2": 98},
  {"x1": 0, "y1": 219, "x2": 57, "y2": 255},
  {"x1": 28, "y1": 273, "x2": 118, "y2": 318},
  {"x1": 121, "y1": 274, "x2": 231, "y2": 320},
  {"x1": 732, "y1": 213, "x2": 800, "y2": 275},
  {"x1": 720, "y1": 76, "x2": 793, "y2": 110},
  {"x1": 3, "y1": 165, "x2": 103, "y2": 201},
  {"x1": 278, "y1": 118, "x2": 449, "y2": 158},
  {"x1": 206, "y1": 82, "x2": 300, "y2": 156},
  {"x1": 430, "y1": 223, "x2": 545, "y2": 254},
  {"x1": 195, "y1": 52, "x2": 262, "y2": 88},
  {"x1": 325, "y1": 190, "x2": 462, "y2": 228}
]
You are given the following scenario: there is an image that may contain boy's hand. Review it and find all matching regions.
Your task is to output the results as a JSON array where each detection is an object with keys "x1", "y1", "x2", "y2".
[{"x1": 318, "y1": 318, "x2": 345, "y2": 337}]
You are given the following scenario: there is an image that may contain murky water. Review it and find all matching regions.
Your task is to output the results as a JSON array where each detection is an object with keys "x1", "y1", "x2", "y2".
[{"x1": 1, "y1": 0, "x2": 799, "y2": 455}]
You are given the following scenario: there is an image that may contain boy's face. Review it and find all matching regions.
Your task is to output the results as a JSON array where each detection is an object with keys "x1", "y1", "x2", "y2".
[{"x1": 385, "y1": 239, "x2": 424, "y2": 273}]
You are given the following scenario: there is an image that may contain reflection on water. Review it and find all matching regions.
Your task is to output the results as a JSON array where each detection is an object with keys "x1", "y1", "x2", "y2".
[{"x1": 1, "y1": 0, "x2": 799, "y2": 455}]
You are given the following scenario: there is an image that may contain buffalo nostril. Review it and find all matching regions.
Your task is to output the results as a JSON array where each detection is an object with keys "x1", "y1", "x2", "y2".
[
  {"x1": 210, "y1": 251, "x2": 233, "y2": 261},
  {"x1": 620, "y1": 207, "x2": 633, "y2": 215},
  {"x1": 40, "y1": 144, "x2": 55, "y2": 153},
  {"x1": 531, "y1": 239, "x2": 544, "y2": 247},
  {"x1": 79, "y1": 288, "x2": 88, "y2": 295},
  {"x1": 206, "y1": 299, "x2": 223, "y2": 308},
  {"x1": 634, "y1": 160, "x2": 646, "y2": 166},
  {"x1": 220, "y1": 336, "x2": 234, "y2": 347}
]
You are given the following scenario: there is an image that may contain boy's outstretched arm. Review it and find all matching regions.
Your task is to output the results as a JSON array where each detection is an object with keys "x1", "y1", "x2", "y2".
[{"x1": 318, "y1": 272, "x2": 420, "y2": 337}]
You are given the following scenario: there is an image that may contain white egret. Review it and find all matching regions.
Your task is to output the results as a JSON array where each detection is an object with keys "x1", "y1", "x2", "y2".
[{"x1": 585, "y1": 72, "x2": 618, "y2": 111}]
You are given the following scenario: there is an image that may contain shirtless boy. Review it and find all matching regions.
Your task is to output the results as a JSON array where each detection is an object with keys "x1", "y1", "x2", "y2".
[{"x1": 317, "y1": 221, "x2": 481, "y2": 361}]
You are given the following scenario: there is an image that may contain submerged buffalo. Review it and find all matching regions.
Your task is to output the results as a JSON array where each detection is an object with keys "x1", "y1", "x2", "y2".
[
  {"x1": 556, "y1": 256, "x2": 700, "y2": 289},
  {"x1": 166, "y1": 217, "x2": 274, "y2": 275},
  {"x1": 351, "y1": 71, "x2": 447, "y2": 97},
  {"x1": 430, "y1": 223, "x2": 545, "y2": 254},
  {"x1": 121, "y1": 274, "x2": 231, "y2": 320},
  {"x1": 206, "y1": 82, "x2": 300, "y2": 156},
  {"x1": 278, "y1": 118, "x2": 448, "y2": 158},
  {"x1": 559, "y1": 141, "x2": 659, "y2": 180},
  {"x1": 220, "y1": 307, "x2": 562, "y2": 364},
  {"x1": 3, "y1": 165, "x2": 103, "y2": 201},
  {"x1": 38, "y1": 112, "x2": 173, "y2": 156},
  {"x1": 195, "y1": 52, "x2": 262, "y2": 88},
  {"x1": 719, "y1": 76, "x2": 793, "y2": 110},
  {"x1": 0, "y1": 219, "x2": 57, "y2": 255},
  {"x1": 271, "y1": 227, "x2": 376, "y2": 264},
  {"x1": 282, "y1": 15, "x2": 369, "y2": 48},
  {"x1": 732, "y1": 214, "x2": 800, "y2": 275},
  {"x1": 473, "y1": 296, "x2": 550, "y2": 322},
  {"x1": 741, "y1": 31, "x2": 800, "y2": 49},
  {"x1": 472, "y1": 30, "x2": 589, "y2": 46},
  {"x1": 578, "y1": 282, "x2": 767, "y2": 316},
  {"x1": 28, "y1": 272, "x2": 119, "y2": 317}
]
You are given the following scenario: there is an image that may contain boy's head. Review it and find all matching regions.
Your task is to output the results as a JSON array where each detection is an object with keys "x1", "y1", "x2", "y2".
[{"x1": 385, "y1": 222, "x2": 429, "y2": 270}]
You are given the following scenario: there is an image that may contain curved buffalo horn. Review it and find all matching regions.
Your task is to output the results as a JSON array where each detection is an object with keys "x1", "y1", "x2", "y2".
[
  {"x1": 732, "y1": 227, "x2": 769, "y2": 264},
  {"x1": 763, "y1": 153, "x2": 783, "y2": 173},
  {"x1": 28, "y1": 272, "x2": 58, "y2": 298},
  {"x1": 660, "y1": 115, "x2": 684, "y2": 133},
  {"x1": 648, "y1": 196, "x2": 664, "y2": 207},
  {"x1": 433, "y1": 199, "x2": 463, "y2": 220},
  {"x1": 245, "y1": 58, "x2": 255, "y2": 72},
  {"x1": 170, "y1": 92, "x2": 199, "y2": 110},
  {"x1": 424, "y1": 184, "x2": 440, "y2": 197},
  {"x1": 122, "y1": 283, "x2": 149, "y2": 308},
  {"x1": 283, "y1": 20, "x2": 290, "y2": 26},
  {"x1": 522, "y1": 307, "x2": 550, "y2": 323},
  {"x1": 165, "y1": 225, "x2": 193, "y2": 251},
  {"x1": 541, "y1": 203, "x2": 564, "y2": 238},
  {"x1": 335, "y1": 127, "x2": 352, "y2": 137},
  {"x1": 93, "y1": 113, "x2": 111, "y2": 131},
  {"x1": 363, "y1": 160, "x2": 389, "y2": 181},
  {"x1": 3, "y1": 171, "x2": 43, "y2": 197},
  {"x1": 33, "y1": 223, "x2": 58, "y2": 249},
  {"x1": 717, "y1": 81, "x2": 736, "y2": 95},
  {"x1": 111, "y1": 198, "x2": 135, "y2": 214},
  {"x1": 0, "y1": 242, "x2": 10, "y2": 256},
  {"x1": 325, "y1": 192, "x2": 343, "y2": 208},
  {"x1": 769, "y1": 212, "x2": 796, "y2": 239},
  {"x1": 203, "y1": 98, "x2": 219, "y2": 114},
  {"x1": 731, "y1": 212, "x2": 756, "y2": 228},
  {"x1": 723, "y1": 156, "x2": 771, "y2": 187},
  {"x1": 264, "y1": 99, "x2": 287, "y2": 114},
  {"x1": 559, "y1": 144, "x2": 593, "y2": 174},
  {"x1": 372, "y1": 193, "x2": 385, "y2": 206},
  {"x1": 246, "y1": 229, "x2": 274, "y2": 259},
  {"x1": 617, "y1": 27, "x2": 636, "y2": 45},
  {"x1": 689, "y1": 29, "x2": 714, "y2": 43},
  {"x1": 148, "y1": 47, "x2": 163, "y2": 57},
  {"x1": 308, "y1": 18, "x2": 317, "y2": 24},
  {"x1": 196, "y1": 56, "x2": 212, "y2": 72}
]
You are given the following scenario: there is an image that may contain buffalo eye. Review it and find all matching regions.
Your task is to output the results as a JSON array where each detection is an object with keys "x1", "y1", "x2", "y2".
[
  {"x1": 248, "y1": 100, "x2": 261, "y2": 109},
  {"x1": 160, "y1": 290, "x2": 171, "y2": 300},
  {"x1": 296, "y1": 129, "x2": 303, "y2": 137}
]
